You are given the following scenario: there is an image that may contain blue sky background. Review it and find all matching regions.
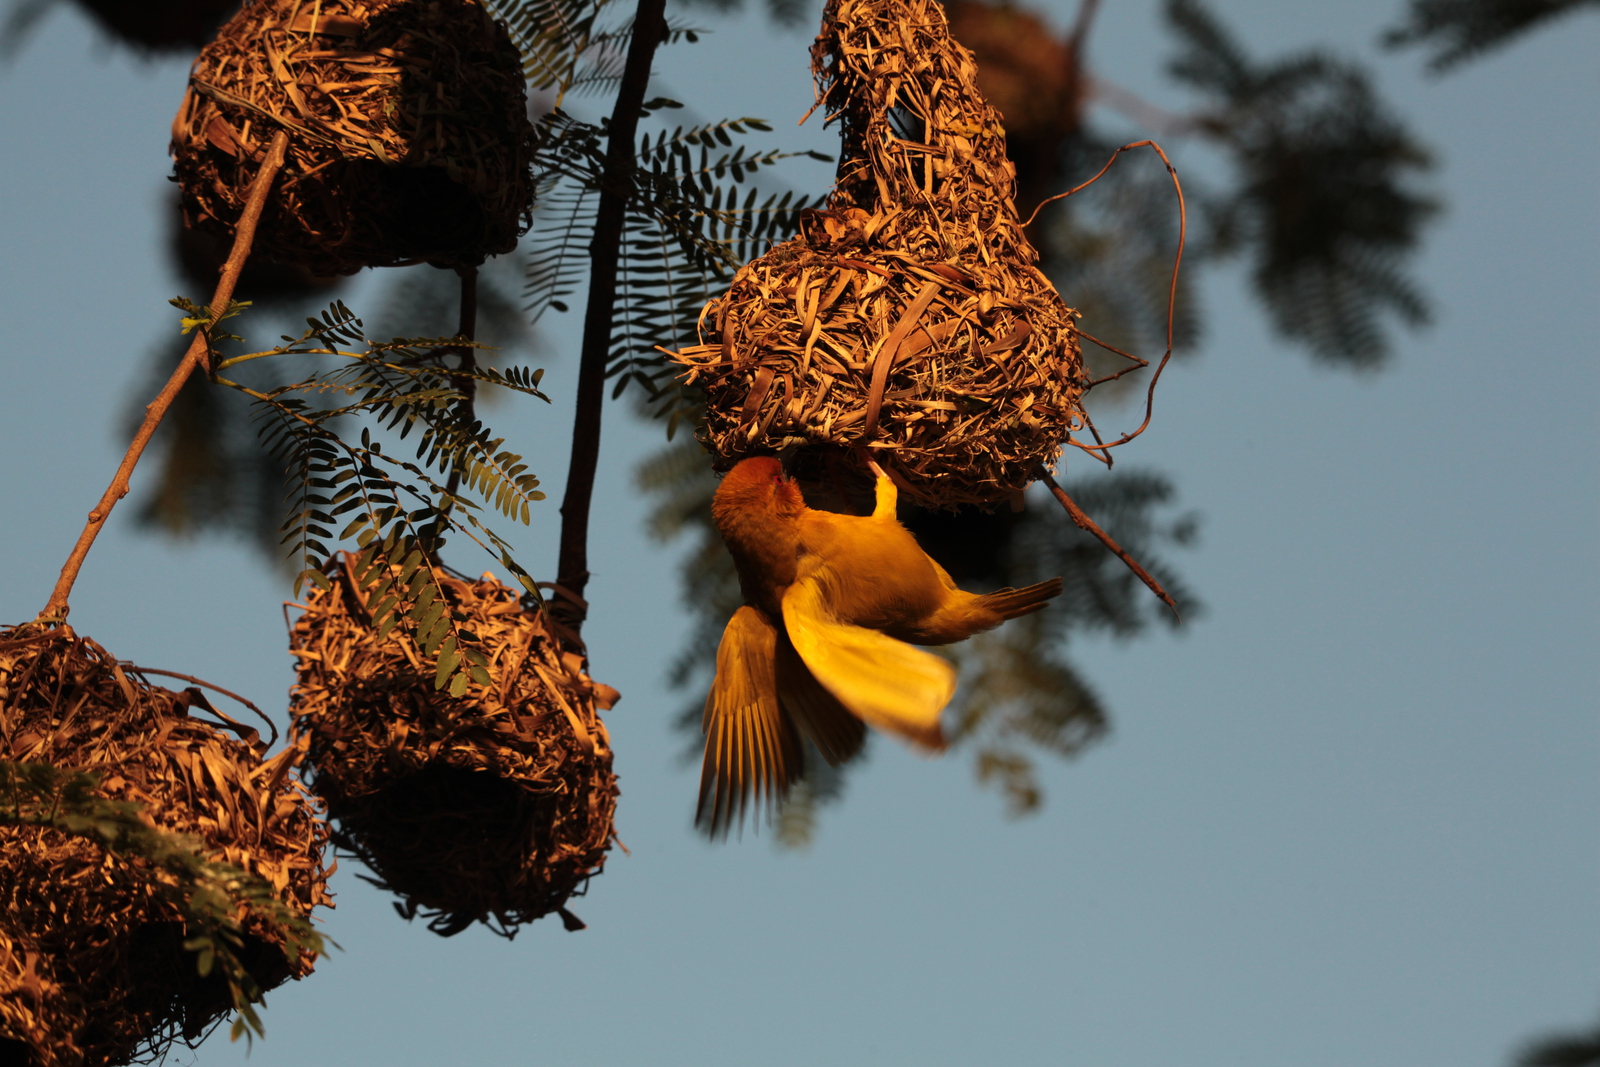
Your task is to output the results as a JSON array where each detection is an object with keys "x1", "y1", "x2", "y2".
[{"x1": 0, "y1": 1, "x2": 1594, "y2": 1064}]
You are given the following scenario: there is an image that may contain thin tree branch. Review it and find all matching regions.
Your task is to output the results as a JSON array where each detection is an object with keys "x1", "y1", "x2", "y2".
[
  {"x1": 39, "y1": 130, "x2": 290, "y2": 622},
  {"x1": 119, "y1": 664, "x2": 278, "y2": 748},
  {"x1": 437, "y1": 264, "x2": 479, "y2": 553},
  {"x1": 552, "y1": 0, "x2": 668, "y2": 641},
  {"x1": 1035, "y1": 467, "x2": 1180, "y2": 619},
  {"x1": 1067, "y1": 0, "x2": 1101, "y2": 51}
]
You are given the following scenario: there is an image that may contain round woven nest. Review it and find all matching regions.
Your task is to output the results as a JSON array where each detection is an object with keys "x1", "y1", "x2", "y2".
[
  {"x1": 670, "y1": 0, "x2": 1085, "y2": 507},
  {"x1": 0, "y1": 624, "x2": 332, "y2": 1067},
  {"x1": 171, "y1": 0, "x2": 534, "y2": 276},
  {"x1": 287, "y1": 558, "x2": 619, "y2": 937}
]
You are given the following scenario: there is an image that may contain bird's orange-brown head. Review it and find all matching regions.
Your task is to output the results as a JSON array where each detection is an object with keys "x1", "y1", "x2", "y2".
[
  {"x1": 713, "y1": 457, "x2": 805, "y2": 521},
  {"x1": 712, "y1": 457, "x2": 807, "y2": 614}
]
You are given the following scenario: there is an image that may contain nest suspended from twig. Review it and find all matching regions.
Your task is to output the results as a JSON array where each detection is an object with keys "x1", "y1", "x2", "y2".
[
  {"x1": 0, "y1": 624, "x2": 331, "y2": 1067},
  {"x1": 287, "y1": 559, "x2": 619, "y2": 937},
  {"x1": 670, "y1": 0, "x2": 1085, "y2": 507},
  {"x1": 171, "y1": 0, "x2": 534, "y2": 276}
]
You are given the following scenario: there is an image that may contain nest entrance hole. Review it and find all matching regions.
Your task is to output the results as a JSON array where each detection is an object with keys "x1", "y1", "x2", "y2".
[{"x1": 329, "y1": 765, "x2": 535, "y2": 900}]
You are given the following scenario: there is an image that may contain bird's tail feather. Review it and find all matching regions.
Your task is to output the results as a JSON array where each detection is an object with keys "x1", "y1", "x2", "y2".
[{"x1": 977, "y1": 578, "x2": 1063, "y2": 620}]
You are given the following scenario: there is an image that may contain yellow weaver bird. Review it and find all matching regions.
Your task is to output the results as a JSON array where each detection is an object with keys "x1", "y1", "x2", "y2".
[{"x1": 699, "y1": 455, "x2": 1062, "y2": 832}]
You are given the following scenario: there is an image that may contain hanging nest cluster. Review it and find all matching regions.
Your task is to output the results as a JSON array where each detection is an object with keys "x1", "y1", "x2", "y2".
[
  {"x1": 171, "y1": 0, "x2": 534, "y2": 276},
  {"x1": 287, "y1": 560, "x2": 619, "y2": 937},
  {"x1": 669, "y1": 0, "x2": 1085, "y2": 507},
  {"x1": 0, "y1": 624, "x2": 332, "y2": 1067}
]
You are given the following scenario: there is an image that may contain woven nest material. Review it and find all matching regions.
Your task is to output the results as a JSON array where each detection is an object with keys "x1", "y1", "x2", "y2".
[
  {"x1": 288, "y1": 559, "x2": 619, "y2": 937},
  {"x1": 171, "y1": 0, "x2": 534, "y2": 276},
  {"x1": 0, "y1": 624, "x2": 331, "y2": 1067},
  {"x1": 669, "y1": 0, "x2": 1085, "y2": 507}
]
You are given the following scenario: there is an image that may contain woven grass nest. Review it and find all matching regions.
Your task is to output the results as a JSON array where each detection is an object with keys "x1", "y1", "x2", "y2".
[
  {"x1": 287, "y1": 558, "x2": 619, "y2": 937},
  {"x1": 171, "y1": 0, "x2": 534, "y2": 276},
  {"x1": 0, "y1": 624, "x2": 331, "y2": 1067},
  {"x1": 670, "y1": 0, "x2": 1085, "y2": 507}
]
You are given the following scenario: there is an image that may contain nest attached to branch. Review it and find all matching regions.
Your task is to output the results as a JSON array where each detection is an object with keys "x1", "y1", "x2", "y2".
[
  {"x1": 171, "y1": 0, "x2": 534, "y2": 276},
  {"x1": 287, "y1": 560, "x2": 619, "y2": 937},
  {"x1": 0, "y1": 624, "x2": 331, "y2": 1067},
  {"x1": 670, "y1": 0, "x2": 1085, "y2": 507}
]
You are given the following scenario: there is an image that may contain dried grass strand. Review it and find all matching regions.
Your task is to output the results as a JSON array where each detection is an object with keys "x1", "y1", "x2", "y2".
[{"x1": 39, "y1": 131, "x2": 290, "y2": 623}]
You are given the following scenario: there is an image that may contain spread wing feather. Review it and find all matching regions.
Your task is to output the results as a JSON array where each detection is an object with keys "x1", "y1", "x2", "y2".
[
  {"x1": 782, "y1": 571, "x2": 954, "y2": 749},
  {"x1": 698, "y1": 606, "x2": 803, "y2": 835}
]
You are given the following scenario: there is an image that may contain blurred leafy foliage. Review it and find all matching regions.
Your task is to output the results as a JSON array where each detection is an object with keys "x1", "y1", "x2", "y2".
[
  {"x1": 0, "y1": 760, "x2": 326, "y2": 1043},
  {"x1": 1514, "y1": 1013, "x2": 1600, "y2": 1067},
  {"x1": 1166, "y1": 0, "x2": 1438, "y2": 368},
  {"x1": 1038, "y1": 135, "x2": 1201, "y2": 400},
  {"x1": 1382, "y1": 0, "x2": 1599, "y2": 70}
]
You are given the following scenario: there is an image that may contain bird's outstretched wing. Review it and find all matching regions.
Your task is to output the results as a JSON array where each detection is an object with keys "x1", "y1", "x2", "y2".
[
  {"x1": 775, "y1": 632, "x2": 866, "y2": 766},
  {"x1": 698, "y1": 606, "x2": 803, "y2": 835},
  {"x1": 782, "y1": 571, "x2": 954, "y2": 749}
]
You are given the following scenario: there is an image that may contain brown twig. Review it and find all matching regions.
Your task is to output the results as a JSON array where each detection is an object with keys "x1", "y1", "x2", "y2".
[
  {"x1": 1079, "y1": 328, "x2": 1148, "y2": 384},
  {"x1": 1067, "y1": 0, "x2": 1101, "y2": 51},
  {"x1": 552, "y1": 0, "x2": 668, "y2": 641},
  {"x1": 38, "y1": 131, "x2": 290, "y2": 622},
  {"x1": 1023, "y1": 140, "x2": 1187, "y2": 458},
  {"x1": 120, "y1": 664, "x2": 279, "y2": 747},
  {"x1": 1035, "y1": 467, "x2": 1180, "y2": 620}
]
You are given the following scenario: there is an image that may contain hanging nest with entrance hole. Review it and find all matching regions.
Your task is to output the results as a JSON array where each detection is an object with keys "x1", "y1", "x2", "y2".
[
  {"x1": 171, "y1": 0, "x2": 534, "y2": 276},
  {"x1": 288, "y1": 558, "x2": 619, "y2": 937},
  {"x1": 669, "y1": 0, "x2": 1084, "y2": 507},
  {"x1": 0, "y1": 623, "x2": 332, "y2": 1067}
]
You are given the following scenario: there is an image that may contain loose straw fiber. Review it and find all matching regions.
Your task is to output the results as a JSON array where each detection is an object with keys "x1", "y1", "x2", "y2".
[
  {"x1": 288, "y1": 562, "x2": 618, "y2": 936},
  {"x1": 0, "y1": 624, "x2": 331, "y2": 1067},
  {"x1": 670, "y1": 0, "x2": 1085, "y2": 507},
  {"x1": 171, "y1": 0, "x2": 534, "y2": 276}
]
